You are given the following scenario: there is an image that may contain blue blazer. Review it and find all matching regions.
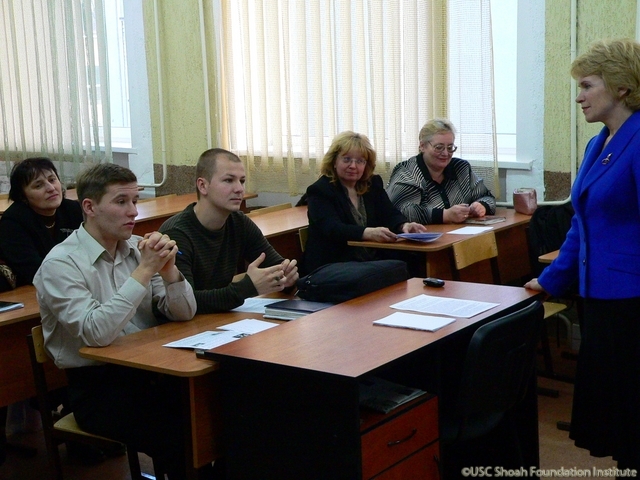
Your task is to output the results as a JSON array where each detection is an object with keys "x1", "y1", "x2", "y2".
[{"x1": 539, "y1": 110, "x2": 640, "y2": 299}]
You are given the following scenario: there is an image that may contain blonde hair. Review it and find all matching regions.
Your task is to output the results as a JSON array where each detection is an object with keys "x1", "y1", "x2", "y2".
[
  {"x1": 418, "y1": 118, "x2": 457, "y2": 145},
  {"x1": 571, "y1": 38, "x2": 640, "y2": 111},
  {"x1": 320, "y1": 131, "x2": 376, "y2": 195}
]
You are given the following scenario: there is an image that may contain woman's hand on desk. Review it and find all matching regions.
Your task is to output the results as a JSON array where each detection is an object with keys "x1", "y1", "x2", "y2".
[
  {"x1": 524, "y1": 278, "x2": 545, "y2": 292},
  {"x1": 444, "y1": 204, "x2": 471, "y2": 223},
  {"x1": 362, "y1": 227, "x2": 397, "y2": 243},
  {"x1": 401, "y1": 222, "x2": 428, "y2": 234},
  {"x1": 469, "y1": 201, "x2": 487, "y2": 218}
]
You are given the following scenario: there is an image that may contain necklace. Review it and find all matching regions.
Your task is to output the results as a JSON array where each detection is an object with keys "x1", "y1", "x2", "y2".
[{"x1": 45, "y1": 221, "x2": 56, "y2": 229}]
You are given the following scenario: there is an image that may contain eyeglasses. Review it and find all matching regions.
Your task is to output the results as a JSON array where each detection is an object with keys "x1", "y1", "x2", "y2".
[
  {"x1": 340, "y1": 156, "x2": 367, "y2": 166},
  {"x1": 427, "y1": 141, "x2": 457, "y2": 154}
]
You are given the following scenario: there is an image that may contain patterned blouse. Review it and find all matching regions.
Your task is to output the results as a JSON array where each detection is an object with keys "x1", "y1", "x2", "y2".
[{"x1": 386, "y1": 154, "x2": 496, "y2": 224}]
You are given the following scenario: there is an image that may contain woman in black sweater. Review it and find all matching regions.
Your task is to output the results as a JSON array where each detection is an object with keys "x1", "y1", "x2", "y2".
[{"x1": 0, "y1": 157, "x2": 82, "y2": 287}]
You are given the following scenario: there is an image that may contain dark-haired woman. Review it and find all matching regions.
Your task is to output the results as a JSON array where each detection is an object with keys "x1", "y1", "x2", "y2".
[{"x1": 0, "y1": 157, "x2": 82, "y2": 286}]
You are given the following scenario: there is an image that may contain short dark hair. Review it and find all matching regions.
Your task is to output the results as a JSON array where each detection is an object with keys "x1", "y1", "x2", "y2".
[
  {"x1": 76, "y1": 163, "x2": 137, "y2": 204},
  {"x1": 195, "y1": 148, "x2": 241, "y2": 199},
  {"x1": 9, "y1": 157, "x2": 61, "y2": 203}
]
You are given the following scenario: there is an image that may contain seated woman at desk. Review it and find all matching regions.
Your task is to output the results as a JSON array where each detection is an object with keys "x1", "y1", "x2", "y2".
[
  {"x1": 386, "y1": 118, "x2": 496, "y2": 224},
  {"x1": 301, "y1": 131, "x2": 426, "y2": 275},
  {"x1": 0, "y1": 157, "x2": 83, "y2": 288}
]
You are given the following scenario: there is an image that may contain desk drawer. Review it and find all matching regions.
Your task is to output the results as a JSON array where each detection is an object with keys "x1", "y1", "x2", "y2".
[
  {"x1": 361, "y1": 396, "x2": 438, "y2": 479},
  {"x1": 372, "y1": 442, "x2": 440, "y2": 480}
]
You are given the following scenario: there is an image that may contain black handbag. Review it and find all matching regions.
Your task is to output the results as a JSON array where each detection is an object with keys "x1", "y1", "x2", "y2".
[{"x1": 295, "y1": 259, "x2": 408, "y2": 303}]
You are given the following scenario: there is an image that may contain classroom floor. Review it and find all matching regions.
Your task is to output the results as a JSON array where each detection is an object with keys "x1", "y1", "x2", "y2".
[
  {"x1": 536, "y1": 305, "x2": 618, "y2": 478},
  {"x1": 0, "y1": 307, "x2": 621, "y2": 480}
]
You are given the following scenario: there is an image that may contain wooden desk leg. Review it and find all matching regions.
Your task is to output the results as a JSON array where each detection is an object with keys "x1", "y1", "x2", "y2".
[
  {"x1": 181, "y1": 374, "x2": 221, "y2": 480},
  {"x1": 425, "y1": 252, "x2": 454, "y2": 280},
  {"x1": 181, "y1": 378, "x2": 199, "y2": 480}
]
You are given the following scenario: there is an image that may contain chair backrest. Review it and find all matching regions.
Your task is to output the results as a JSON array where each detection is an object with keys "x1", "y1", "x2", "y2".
[
  {"x1": 28, "y1": 325, "x2": 71, "y2": 433},
  {"x1": 246, "y1": 203, "x2": 292, "y2": 217},
  {"x1": 527, "y1": 202, "x2": 574, "y2": 277},
  {"x1": 30, "y1": 325, "x2": 48, "y2": 364},
  {"x1": 450, "y1": 231, "x2": 500, "y2": 283},
  {"x1": 27, "y1": 325, "x2": 59, "y2": 436},
  {"x1": 451, "y1": 300, "x2": 544, "y2": 443},
  {"x1": 298, "y1": 226, "x2": 309, "y2": 252}
]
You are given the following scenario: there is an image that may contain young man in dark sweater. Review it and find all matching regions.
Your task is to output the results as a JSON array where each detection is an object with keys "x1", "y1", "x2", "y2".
[{"x1": 160, "y1": 148, "x2": 298, "y2": 313}]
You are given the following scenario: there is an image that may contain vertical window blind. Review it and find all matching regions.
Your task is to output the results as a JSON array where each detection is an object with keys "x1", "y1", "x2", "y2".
[
  {"x1": 217, "y1": 0, "x2": 497, "y2": 197},
  {"x1": 0, "y1": 0, "x2": 111, "y2": 189}
]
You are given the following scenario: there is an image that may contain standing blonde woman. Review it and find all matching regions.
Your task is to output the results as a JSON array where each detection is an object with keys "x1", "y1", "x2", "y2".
[{"x1": 526, "y1": 38, "x2": 640, "y2": 471}]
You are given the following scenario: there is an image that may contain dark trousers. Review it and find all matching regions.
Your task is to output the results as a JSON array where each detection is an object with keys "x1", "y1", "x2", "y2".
[{"x1": 66, "y1": 364, "x2": 188, "y2": 479}]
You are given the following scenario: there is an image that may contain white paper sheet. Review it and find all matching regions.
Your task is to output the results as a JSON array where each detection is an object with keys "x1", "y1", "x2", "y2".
[
  {"x1": 231, "y1": 297, "x2": 282, "y2": 313},
  {"x1": 390, "y1": 294, "x2": 499, "y2": 318},
  {"x1": 447, "y1": 226, "x2": 493, "y2": 235},
  {"x1": 218, "y1": 319, "x2": 279, "y2": 334},
  {"x1": 373, "y1": 312, "x2": 455, "y2": 332},
  {"x1": 163, "y1": 330, "x2": 246, "y2": 350},
  {"x1": 163, "y1": 319, "x2": 280, "y2": 350}
]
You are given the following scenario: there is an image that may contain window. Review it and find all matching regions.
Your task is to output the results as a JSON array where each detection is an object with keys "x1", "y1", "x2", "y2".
[
  {"x1": 103, "y1": 0, "x2": 131, "y2": 148},
  {"x1": 218, "y1": 0, "x2": 497, "y2": 196},
  {"x1": 0, "y1": 0, "x2": 155, "y2": 191},
  {"x1": 491, "y1": 0, "x2": 517, "y2": 163}
]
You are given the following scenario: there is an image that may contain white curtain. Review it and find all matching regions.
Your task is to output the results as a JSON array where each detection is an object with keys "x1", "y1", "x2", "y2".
[
  {"x1": 448, "y1": 0, "x2": 498, "y2": 196},
  {"x1": 0, "y1": 0, "x2": 111, "y2": 190},
  {"x1": 217, "y1": 0, "x2": 497, "y2": 196}
]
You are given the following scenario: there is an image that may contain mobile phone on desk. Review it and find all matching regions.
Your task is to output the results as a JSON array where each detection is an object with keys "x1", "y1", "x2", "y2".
[{"x1": 423, "y1": 277, "x2": 445, "y2": 288}]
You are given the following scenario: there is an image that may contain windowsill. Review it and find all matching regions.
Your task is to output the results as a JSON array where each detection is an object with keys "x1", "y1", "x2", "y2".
[
  {"x1": 112, "y1": 144, "x2": 136, "y2": 154},
  {"x1": 96, "y1": 144, "x2": 136, "y2": 154},
  {"x1": 236, "y1": 150, "x2": 534, "y2": 171},
  {"x1": 468, "y1": 158, "x2": 532, "y2": 171}
]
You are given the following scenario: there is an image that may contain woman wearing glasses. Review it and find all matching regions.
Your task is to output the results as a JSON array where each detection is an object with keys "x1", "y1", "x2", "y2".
[
  {"x1": 301, "y1": 131, "x2": 426, "y2": 275},
  {"x1": 386, "y1": 118, "x2": 496, "y2": 224}
]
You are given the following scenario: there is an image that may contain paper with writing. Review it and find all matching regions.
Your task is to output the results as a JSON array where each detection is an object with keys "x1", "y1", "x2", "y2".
[{"x1": 390, "y1": 294, "x2": 498, "y2": 318}]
